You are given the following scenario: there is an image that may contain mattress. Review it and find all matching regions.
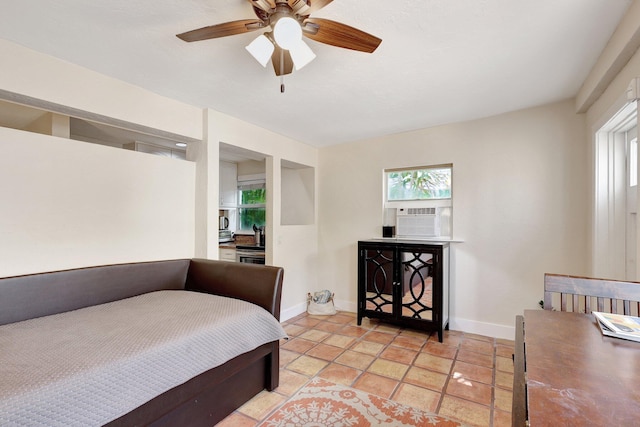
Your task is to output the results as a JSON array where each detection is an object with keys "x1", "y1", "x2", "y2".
[{"x1": 0, "y1": 290, "x2": 287, "y2": 426}]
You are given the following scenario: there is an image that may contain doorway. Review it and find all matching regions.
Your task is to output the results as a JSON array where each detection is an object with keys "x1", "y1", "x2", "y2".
[
  {"x1": 626, "y1": 125, "x2": 638, "y2": 279},
  {"x1": 594, "y1": 100, "x2": 638, "y2": 280}
]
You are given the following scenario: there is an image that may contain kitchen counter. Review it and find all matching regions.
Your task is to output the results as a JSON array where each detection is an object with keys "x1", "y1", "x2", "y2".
[{"x1": 219, "y1": 234, "x2": 260, "y2": 249}]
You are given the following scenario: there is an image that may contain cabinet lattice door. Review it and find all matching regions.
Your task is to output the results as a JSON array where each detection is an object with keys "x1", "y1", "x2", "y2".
[{"x1": 358, "y1": 240, "x2": 449, "y2": 342}]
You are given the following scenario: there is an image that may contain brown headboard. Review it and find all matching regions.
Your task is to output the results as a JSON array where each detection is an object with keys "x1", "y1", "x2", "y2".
[
  {"x1": 186, "y1": 258, "x2": 284, "y2": 320},
  {"x1": 0, "y1": 259, "x2": 191, "y2": 325}
]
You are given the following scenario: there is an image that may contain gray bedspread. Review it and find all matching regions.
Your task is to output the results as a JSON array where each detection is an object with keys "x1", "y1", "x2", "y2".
[{"x1": 0, "y1": 290, "x2": 287, "y2": 426}]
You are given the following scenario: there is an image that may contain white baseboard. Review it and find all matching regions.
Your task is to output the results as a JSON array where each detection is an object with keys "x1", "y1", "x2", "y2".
[
  {"x1": 330, "y1": 302, "x2": 515, "y2": 340},
  {"x1": 280, "y1": 299, "x2": 356, "y2": 322},
  {"x1": 450, "y1": 317, "x2": 515, "y2": 341},
  {"x1": 281, "y1": 301, "x2": 515, "y2": 341},
  {"x1": 334, "y1": 299, "x2": 357, "y2": 314},
  {"x1": 280, "y1": 302, "x2": 307, "y2": 322}
]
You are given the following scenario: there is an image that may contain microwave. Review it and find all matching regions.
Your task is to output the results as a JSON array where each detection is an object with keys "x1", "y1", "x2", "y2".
[{"x1": 219, "y1": 230, "x2": 233, "y2": 243}]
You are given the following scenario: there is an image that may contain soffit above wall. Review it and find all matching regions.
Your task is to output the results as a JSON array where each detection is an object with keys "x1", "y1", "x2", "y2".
[
  {"x1": 0, "y1": 98, "x2": 189, "y2": 151},
  {"x1": 576, "y1": 0, "x2": 640, "y2": 113}
]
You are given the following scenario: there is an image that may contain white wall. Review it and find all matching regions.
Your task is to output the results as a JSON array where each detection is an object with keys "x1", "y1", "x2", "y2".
[
  {"x1": 203, "y1": 110, "x2": 319, "y2": 319},
  {"x1": 237, "y1": 160, "x2": 266, "y2": 176},
  {"x1": 583, "y1": 7, "x2": 640, "y2": 128},
  {"x1": 577, "y1": 0, "x2": 640, "y2": 277},
  {"x1": 318, "y1": 99, "x2": 588, "y2": 339},
  {"x1": 576, "y1": 0, "x2": 640, "y2": 114},
  {"x1": 0, "y1": 36, "x2": 601, "y2": 337},
  {"x1": 0, "y1": 39, "x2": 202, "y2": 141},
  {"x1": 281, "y1": 167, "x2": 315, "y2": 226},
  {"x1": 0, "y1": 127, "x2": 195, "y2": 277},
  {"x1": 0, "y1": 41, "x2": 320, "y2": 321},
  {"x1": 0, "y1": 38, "x2": 201, "y2": 275}
]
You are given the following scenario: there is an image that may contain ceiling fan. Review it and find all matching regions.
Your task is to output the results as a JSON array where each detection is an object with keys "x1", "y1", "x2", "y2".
[{"x1": 176, "y1": 0, "x2": 382, "y2": 78}]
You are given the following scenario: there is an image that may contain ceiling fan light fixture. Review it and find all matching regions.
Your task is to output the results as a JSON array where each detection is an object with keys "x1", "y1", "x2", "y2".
[
  {"x1": 273, "y1": 16, "x2": 302, "y2": 50},
  {"x1": 245, "y1": 34, "x2": 275, "y2": 67},
  {"x1": 289, "y1": 40, "x2": 316, "y2": 70},
  {"x1": 177, "y1": 1, "x2": 382, "y2": 80}
]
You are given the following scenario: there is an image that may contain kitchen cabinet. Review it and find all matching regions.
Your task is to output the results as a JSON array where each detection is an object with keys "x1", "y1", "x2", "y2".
[
  {"x1": 357, "y1": 239, "x2": 450, "y2": 342},
  {"x1": 220, "y1": 161, "x2": 237, "y2": 207},
  {"x1": 219, "y1": 247, "x2": 236, "y2": 262}
]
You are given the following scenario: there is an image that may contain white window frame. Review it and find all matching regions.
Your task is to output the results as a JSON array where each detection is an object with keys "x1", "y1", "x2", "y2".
[
  {"x1": 236, "y1": 174, "x2": 266, "y2": 233},
  {"x1": 384, "y1": 164, "x2": 453, "y2": 209},
  {"x1": 593, "y1": 96, "x2": 638, "y2": 280}
]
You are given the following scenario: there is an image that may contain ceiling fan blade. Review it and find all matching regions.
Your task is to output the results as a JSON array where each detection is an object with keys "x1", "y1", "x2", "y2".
[
  {"x1": 303, "y1": 18, "x2": 381, "y2": 53},
  {"x1": 248, "y1": 0, "x2": 275, "y2": 12},
  {"x1": 287, "y1": 0, "x2": 311, "y2": 15},
  {"x1": 307, "y1": 0, "x2": 333, "y2": 14},
  {"x1": 252, "y1": 5, "x2": 270, "y2": 21},
  {"x1": 177, "y1": 19, "x2": 265, "y2": 42},
  {"x1": 271, "y1": 46, "x2": 294, "y2": 76}
]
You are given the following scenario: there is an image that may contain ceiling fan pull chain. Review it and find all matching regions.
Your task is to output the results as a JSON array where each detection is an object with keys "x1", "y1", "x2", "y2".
[{"x1": 280, "y1": 49, "x2": 285, "y2": 93}]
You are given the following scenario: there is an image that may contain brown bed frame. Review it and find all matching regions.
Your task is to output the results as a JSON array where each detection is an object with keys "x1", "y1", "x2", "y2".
[{"x1": 0, "y1": 258, "x2": 284, "y2": 426}]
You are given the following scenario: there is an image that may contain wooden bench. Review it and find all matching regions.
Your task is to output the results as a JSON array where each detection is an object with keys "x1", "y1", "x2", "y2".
[{"x1": 543, "y1": 273, "x2": 640, "y2": 314}]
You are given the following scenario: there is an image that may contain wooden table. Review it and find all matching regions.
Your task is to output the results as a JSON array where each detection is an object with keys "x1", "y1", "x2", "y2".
[{"x1": 513, "y1": 310, "x2": 640, "y2": 426}]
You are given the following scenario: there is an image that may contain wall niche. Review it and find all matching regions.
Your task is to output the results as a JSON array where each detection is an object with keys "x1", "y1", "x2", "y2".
[{"x1": 281, "y1": 160, "x2": 315, "y2": 226}]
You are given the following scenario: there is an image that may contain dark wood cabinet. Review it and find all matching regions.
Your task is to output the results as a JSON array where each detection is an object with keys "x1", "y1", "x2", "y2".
[{"x1": 357, "y1": 239, "x2": 450, "y2": 342}]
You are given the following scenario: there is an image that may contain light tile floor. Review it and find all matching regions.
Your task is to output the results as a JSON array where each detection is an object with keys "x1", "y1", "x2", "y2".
[{"x1": 216, "y1": 311, "x2": 515, "y2": 427}]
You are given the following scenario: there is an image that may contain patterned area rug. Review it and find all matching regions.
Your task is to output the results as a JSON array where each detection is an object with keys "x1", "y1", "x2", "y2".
[{"x1": 259, "y1": 378, "x2": 467, "y2": 427}]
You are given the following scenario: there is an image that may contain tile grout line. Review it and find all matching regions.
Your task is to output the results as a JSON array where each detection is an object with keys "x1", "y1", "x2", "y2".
[
  {"x1": 434, "y1": 334, "x2": 461, "y2": 415},
  {"x1": 489, "y1": 338, "x2": 497, "y2": 427},
  {"x1": 381, "y1": 327, "x2": 432, "y2": 402},
  {"x1": 246, "y1": 314, "x2": 511, "y2": 426}
]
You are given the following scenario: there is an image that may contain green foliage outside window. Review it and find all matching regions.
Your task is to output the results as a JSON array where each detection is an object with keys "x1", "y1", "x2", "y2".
[
  {"x1": 241, "y1": 188, "x2": 266, "y2": 205},
  {"x1": 238, "y1": 187, "x2": 266, "y2": 230},
  {"x1": 238, "y1": 208, "x2": 266, "y2": 230},
  {"x1": 387, "y1": 167, "x2": 451, "y2": 201}
]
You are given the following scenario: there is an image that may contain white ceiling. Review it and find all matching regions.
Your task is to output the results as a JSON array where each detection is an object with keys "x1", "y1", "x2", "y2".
[{"x1": 0, "y1": 0, "x2": 632, "y2": 148}]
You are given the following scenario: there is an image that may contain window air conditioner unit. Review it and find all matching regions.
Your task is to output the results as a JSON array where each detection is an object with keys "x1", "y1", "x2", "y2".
[{"x1": 396, "y1": 207, "x2": 442, "y2": 237}]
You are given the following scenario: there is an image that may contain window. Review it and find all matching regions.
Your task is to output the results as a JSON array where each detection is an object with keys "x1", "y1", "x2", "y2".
[
  {"x1": 237, "y1": 179, "x2": 266, "y2": 231},
  {"x1": 383, "y1": 164, "x2": 453, "y2": 238},
  {"x1": 386, "y1": 165, "x2": 452, "y2": 202}
]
